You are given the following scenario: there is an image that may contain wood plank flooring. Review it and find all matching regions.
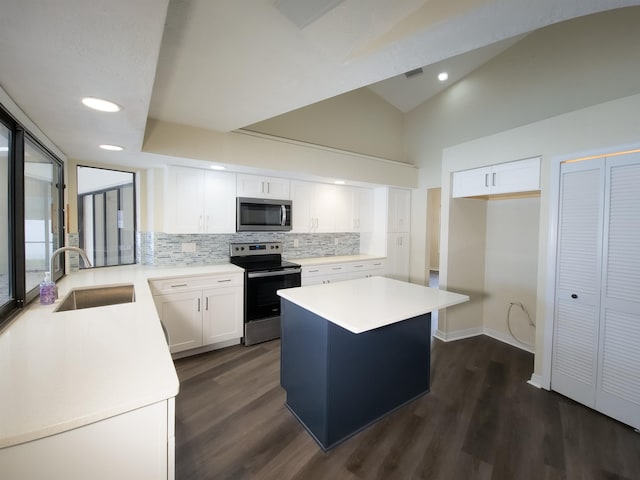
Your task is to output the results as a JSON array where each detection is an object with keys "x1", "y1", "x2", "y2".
[{"x1": 174, "y1": 335, "x2": 640, "y2": 480}]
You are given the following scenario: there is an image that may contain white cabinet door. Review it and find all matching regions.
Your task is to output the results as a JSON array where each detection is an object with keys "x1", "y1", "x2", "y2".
[
  {"x1": 203, "y1": 171, "x2": 236, "y2": 233},
  {"x1": 386, "y1": 233, "x2": 410, "y2": 281},
  {"x1": 154, "y1": 291, "x2": 202, "y2": 353},
  {"x1": 451, "y1": 167, "x2": 491, "y2": 198},
  {"x1": 388, "y1": 188, "x2": 411, "y2": 233},
  {"x1": 452, "y1": 157, "x2": 541, "y2": 198},
  {"x1": 165, "y1": 166, "x2": 236, "y2": 234},
  {"x1": 237, "y1": 174, "x2": 289, "y2": 199},
  {"x1": 202, "y1": 286, "x2": 243, "y2": 345},
  {"x1": 164, "y1": 166, "x2": 205, "y2": 233},
  {"x1": 310, "y1": 183, "x2": 336, "y2": 232},
  {"x1": 491, "y1": 157, "x2": 541, "y2": 195},
  {"x1": 334, "y1": 186, "x2": 372, "y2": 232},
  {"x1": 290, "y1": 180, "x2": 313, "y2": 233}
]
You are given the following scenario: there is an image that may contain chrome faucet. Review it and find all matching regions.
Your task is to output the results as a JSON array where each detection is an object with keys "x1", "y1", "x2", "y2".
[{"x1": 50, "y1": 246, "x2": 92, "y2": 277}]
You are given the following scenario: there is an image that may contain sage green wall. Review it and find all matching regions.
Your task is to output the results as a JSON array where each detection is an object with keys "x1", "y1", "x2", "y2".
[{"x1": 245, "y1": 87, "x2": 405, "y2": 162}]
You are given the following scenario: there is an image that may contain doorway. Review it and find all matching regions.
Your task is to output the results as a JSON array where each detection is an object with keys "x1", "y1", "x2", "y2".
[{"x1": 77, "y1": 166, "x2": 135, "y2": 267}]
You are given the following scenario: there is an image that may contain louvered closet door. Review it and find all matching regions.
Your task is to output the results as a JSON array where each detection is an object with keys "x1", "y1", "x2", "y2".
[
  {"x1": 596, "y1": 153, "x2": 640, "y2": 429},
  {"x1": 551, "y1": 159, "x2": 605, "y2": 407}
]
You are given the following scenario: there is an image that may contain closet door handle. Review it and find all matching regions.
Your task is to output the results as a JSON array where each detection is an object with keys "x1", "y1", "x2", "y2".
[{"x1": 571, "y1": 293, "x2": 578, "y2": 299}]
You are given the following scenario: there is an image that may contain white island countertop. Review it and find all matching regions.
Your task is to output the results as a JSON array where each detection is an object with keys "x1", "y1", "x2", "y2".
[
  {"x1": 278, "y1": 276, "x2": 469, "y2": 334},
  {"x1": 0, "y1": 263, "x2": 243, "y2": 449}
]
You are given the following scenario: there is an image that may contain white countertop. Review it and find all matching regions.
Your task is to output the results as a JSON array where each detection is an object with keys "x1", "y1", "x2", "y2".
[
  {"x1": 0, "y1": 263, "x2": 243, "y2": 449},
  {"x1": 290, "y1": 254, "x2": 385, "y2": 267},
  {"x1": 278, "y1": 276, "x2": 469, "y2": 334}
]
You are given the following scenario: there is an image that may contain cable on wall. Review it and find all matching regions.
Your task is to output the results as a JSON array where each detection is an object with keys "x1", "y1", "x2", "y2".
[{"x1": 507, "y1": 301, "x2": 535, "y2": 348}]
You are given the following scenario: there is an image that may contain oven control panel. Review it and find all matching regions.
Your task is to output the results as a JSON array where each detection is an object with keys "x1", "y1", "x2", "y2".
[{"x1": 230, "y1": 242, "x2": 282, "y2": 256}]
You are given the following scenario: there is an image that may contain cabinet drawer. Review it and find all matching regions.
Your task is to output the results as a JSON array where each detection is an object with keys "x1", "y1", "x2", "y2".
[
  {"x1": 347, "y1": 260, "x2": 385, "y2": 273},
  {"x1": 149, "y1": 273, "x2": 242, "y2": 295},
  {"x1": 302, "y1": 264, "x2": 346, "y2": 277}
]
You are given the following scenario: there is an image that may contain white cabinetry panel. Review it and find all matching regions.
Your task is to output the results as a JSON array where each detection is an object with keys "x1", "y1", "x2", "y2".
[
  {"x1": 452, "y1": 157, "x2": 540, "y2": 198},
  {"x1": 151, "y1": 273, "x2": 243, "y2": 355},
  {"x1": 164, "y1": 166, "x2": 235, "y2": 234},
  {"x1": 237, "y1": 173, "x2": 289, "y2": 199}
]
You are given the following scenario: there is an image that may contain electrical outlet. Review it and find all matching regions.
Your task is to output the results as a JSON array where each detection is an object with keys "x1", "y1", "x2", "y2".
[
  {"x1": 334, "y1": 237, "x2": 339, "y2": 246},
  {"x1": 293, "y1": 238, "x2": 299, "y2": 248},
  {"x1": 181, "y1": 242, "x2": 196, "y2": 253}
]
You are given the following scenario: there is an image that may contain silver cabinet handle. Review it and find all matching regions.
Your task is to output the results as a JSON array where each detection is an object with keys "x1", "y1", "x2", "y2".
[
  {"x1": 171, "y1": 283, "x2": 188, "y2": 288},
  {"x1": 217, "y1": 279, "x2": 232, "y2": 283},
  {"x1": 205, "y1": 297, "x2": 209, "y2": 310},
  {"x1": 492, "y1": 172, "x2": 496, "y2": 186},
  {"x1": 197, "y1": 298, "x2": 201, "y2": 312},
  {"x1": 485, "y1": 173, "x2": 489, "y2": 187}
]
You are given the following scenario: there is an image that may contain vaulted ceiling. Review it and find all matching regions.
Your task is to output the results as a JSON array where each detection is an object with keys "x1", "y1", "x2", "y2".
[{"x1": 0, "y1": 0, "x2": 637, "y2": 168}]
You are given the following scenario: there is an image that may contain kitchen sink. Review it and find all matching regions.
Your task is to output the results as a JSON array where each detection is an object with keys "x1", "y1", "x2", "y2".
[{"x1": 54, "y1": 284, "x2": 135, "y2": 312}]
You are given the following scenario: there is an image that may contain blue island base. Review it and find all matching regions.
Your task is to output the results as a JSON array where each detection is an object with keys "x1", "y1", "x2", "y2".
[{"x1": 280, "y1": 299, "x2": 431, "y2": 451}]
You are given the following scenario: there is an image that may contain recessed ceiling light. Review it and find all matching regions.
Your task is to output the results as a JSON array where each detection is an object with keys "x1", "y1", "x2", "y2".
[
  {"x1": 210, "y1": 165, "x2": 225, "y2": 170},
  {"x1": 99, "y1": 144, "x2": 124, "y2": 151},
  {"x1": 82, "y1": 97, "x2": 121, "y2": 112},
  {"x1": 438, "y1": 72, "x2": 449, "y2": 82},
  {"x1": 334, "y1": 180, "x2": 345, "y2": 185}
]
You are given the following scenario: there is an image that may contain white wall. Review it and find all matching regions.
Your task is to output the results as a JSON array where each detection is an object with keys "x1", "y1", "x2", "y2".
[{"x1": 483, "y1": 197, "x2": 540, "y2": 349}]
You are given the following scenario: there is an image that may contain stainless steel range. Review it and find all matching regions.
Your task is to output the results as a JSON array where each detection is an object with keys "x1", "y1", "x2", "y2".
[{"x1": 229, "y1": 242, "x2": 301, "y2": 346}]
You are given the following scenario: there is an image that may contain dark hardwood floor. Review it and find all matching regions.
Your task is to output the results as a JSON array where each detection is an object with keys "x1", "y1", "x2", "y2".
[{"x1": 174, "y1": 335, "x2": 640, "y2": 480}]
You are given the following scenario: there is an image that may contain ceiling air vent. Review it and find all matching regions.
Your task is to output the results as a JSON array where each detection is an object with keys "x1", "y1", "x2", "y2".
[{"x1": 404, "y1": 68, "x2": 424, "y2": 79}]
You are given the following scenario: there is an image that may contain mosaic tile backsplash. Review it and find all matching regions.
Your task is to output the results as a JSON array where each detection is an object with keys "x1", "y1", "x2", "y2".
[{"x1": 139, "y1": 232, "x2": 360, "y2": 266}]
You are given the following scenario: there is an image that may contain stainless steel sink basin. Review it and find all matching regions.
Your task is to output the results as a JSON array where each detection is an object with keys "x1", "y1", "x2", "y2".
[{"x1": 54, "y1": 284, "x2": 135, "y2": 312}]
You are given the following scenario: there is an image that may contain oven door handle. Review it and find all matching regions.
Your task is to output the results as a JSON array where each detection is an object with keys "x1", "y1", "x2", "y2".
[{"x1": 247, "y1": 268, "x2": 301, "y2": 279}]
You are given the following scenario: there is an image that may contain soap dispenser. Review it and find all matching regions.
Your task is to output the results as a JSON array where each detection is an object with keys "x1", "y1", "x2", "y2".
[{"x1": 39, "y1": 271, "x2": 56, "y2": 305}]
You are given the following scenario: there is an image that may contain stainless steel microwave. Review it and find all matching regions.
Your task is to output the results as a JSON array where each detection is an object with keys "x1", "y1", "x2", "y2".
[{"x1": 236, "y1": 197, "x2": 292, "y2": 232}]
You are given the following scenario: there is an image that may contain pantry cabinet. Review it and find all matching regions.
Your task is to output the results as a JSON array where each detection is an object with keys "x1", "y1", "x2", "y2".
[
  {"x1": 452, "y1": 156, "x2": 540, "y2": 198},
  {"x1": 150, "y1": 273, "x2": 243, "y2": 355},
  {"x1": 164, "y1": 166, "x2": 236, "y2": 234},
  {"x1": 236, "y1": 173, "x2": 290, "y2": 199},
  {"x1": 386, "y1": 233, "x2": 410, "y2": 282},
  {"x1": 335, "y1": 186, "x2": 373, "y2": 232}
]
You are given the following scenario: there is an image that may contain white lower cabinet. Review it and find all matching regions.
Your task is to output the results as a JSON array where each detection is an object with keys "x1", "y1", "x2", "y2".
[
  {"x1": 150, "y1": 273, "x2": 243, "y2": 355},
  {"x1": 302, "y1": 259, "x2": 385, "y2": 286},
  {"x1": 0, "y1": 398, "x2": 176, "y2": 480}
]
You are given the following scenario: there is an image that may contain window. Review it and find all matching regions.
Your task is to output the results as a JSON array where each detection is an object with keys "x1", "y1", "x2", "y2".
[
  {"x1": 77, "y1": 166, "x2": 136, "y2": 267},
  {"x1": 24, "y1": 137, "x2": 62, "y2": 291},
  {"x1": 0, "y1": 105, "x2": 64, "y2": 328}
]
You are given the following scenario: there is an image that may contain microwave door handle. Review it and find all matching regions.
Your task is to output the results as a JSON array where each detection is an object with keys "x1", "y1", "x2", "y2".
[{"x1": 281, "y1": 205, "x2": 286, "y2": 226}]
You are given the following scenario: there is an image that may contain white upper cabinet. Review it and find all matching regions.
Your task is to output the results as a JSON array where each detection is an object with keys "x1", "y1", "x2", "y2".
[
  {"x1": 164, "y1": 166, "x2": 236, "y2": 234},
  {"x1": 236, "y1": 173, "x2": 290, "y2": 199},
  {"x1": 335, "y1": 186, "x2": 374, "y2": 233},
  {"x1": 291, "y1": 181, "x2": 374, "y2": 233},
  {"x1": 452, "y1": 156, "x2": 541, "y2": 198},
  {"x1": 387, "y1": 188, "x2": 411, "y2": 233},
  {"x1": 290, "y1": 180, "x2": 336, "y2": 233}
]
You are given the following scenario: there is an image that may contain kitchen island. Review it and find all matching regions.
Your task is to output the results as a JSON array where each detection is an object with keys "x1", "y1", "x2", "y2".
[{"x1": 277, "y1": 276, "x2": 468, "y2": 451}]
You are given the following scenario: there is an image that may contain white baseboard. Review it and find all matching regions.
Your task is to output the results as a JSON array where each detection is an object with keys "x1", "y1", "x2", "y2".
[
  {"x1": 434, "y1": 327, "x2": 483, "y2": 342},
  {"x1": 527, "y1": 373, "x2": 547, "y2": 390},
  {"x1": 435, "y1": 327, "x2": 535, "y2": 354}
]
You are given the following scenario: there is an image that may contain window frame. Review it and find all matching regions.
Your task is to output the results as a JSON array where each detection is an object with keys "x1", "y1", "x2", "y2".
[{"x1": 0, "y1": 104, "x2": 65, "y2": 329}]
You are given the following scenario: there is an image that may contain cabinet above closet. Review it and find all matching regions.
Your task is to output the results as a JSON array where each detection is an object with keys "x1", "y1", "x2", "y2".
[{"x1": 452, "y1": 156, "x2": 541, "y2": 198}]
